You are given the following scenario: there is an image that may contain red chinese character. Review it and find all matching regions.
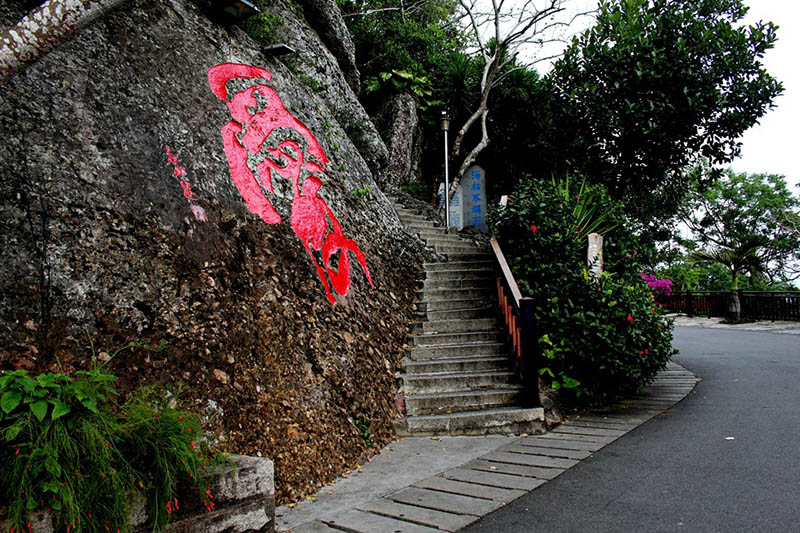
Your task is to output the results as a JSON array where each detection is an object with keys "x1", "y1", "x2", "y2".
[{"x1": 208, "y1": 63, "x2": 373, "y2": 304}]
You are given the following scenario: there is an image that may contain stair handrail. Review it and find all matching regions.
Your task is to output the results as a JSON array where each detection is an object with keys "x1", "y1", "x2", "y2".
[{"x1": 489, "y1": 196, "x2": 541, "y2": 408}]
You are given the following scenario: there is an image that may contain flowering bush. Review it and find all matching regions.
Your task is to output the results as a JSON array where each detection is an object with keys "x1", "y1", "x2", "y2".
[
  {"x1": 641, "y1": 273, "x2": 673, "y2": 297},
  {"x1": 490, "y1": 178, "x2": 676, "y2": 405}
]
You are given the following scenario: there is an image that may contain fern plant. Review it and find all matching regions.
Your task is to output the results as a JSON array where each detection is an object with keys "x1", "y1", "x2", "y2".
[{"x1": 0, "y1": 366, "x2": 226, "y2": 532}]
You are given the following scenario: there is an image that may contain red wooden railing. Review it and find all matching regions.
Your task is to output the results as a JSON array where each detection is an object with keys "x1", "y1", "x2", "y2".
[{"x1": 490, "y1": 237, "x2": 541, "y2": 408}]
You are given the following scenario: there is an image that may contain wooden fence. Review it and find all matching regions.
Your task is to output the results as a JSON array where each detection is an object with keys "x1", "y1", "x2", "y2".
[{"x1": 660, "y1": 290, "x2": 800, "y2": 322}]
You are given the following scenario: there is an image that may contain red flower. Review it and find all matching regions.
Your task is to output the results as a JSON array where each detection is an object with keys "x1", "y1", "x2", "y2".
[
  {"x1": 645, "y1": 349, "x2": 649, "y2": 355},
  {"x1": 638, "y1": 351, "x2": 644, "y2": 355},
  {"x1": 530, "y1": 225, "x2": 537, "y2": 233},
  {"x1": 626, "y1": 314, "x2": 633, "y2": 323}
]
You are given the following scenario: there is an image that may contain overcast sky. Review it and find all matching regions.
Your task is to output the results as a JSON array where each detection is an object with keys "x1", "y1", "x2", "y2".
[
  {"x1": 520, "y1": 0, "x2": 799, "y2": 192},
  {"x1": 732, "y1": 1, "x2": 799, "y2": 191}
]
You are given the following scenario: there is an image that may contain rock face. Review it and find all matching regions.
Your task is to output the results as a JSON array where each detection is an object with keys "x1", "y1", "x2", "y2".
[
  {"x1": 0, "y1": 0, "x2": 423, "y2": 504},
  {"x1": 295, "y1": 0, "x2": 361, "y2": 95},
  {"x1": 374, "y1": 92, "x2": 421, "y2": 188},
  {"x1": 260, "y1": 0, "x2": 390, "y2": 182}
]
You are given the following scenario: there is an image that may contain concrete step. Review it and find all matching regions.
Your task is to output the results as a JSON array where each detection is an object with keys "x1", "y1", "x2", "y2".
[
  {"x1": 406, "y1": 221, "x2": 443, "y2": 230},
  {"x1": 412, "y1": 229, "x2": 453, "y2": 239},
  {"x1": 424, "y1": 268, "x2": 494, "y2": 281},
  {"x1": 411, "y1": 331, "x2": 501, "y2": 347},
  {"x1": 423, "y1": 277, "x2": 493, "y2": 290},
  {"x1": 404, "y1": 355, "x2": 511, "y2": 375},
  {"x1": 406, "y1": 341, "x2": 506, "y2": 361},
  {"x1": 424, "y1": 260, "x2": 495, "y2": 271},
  {"x1": 417, "y1": 287, "x2": 494, "y2": 302},
  {"x1": 403, "y1": 370, "x2": 518, "y2": 394},
  {"x1": 393, "y1": 406, "x2": 546, "y2": 437},
  {"x1": 445, "y1": 252, "x2": 493, "y2": 262},
  {"x1": 404, "y1": 388, "x2": 524, "y2": 416},
  {"x1": 423, "y1": 236, "x2": 475, "y2": 246},
  {"x1": 415, "y1": 317, "x2": 498, "y2": 335},
  {"x1": 417, "y1": 297, "x2": 494, "y2": 313},
  {"x1": 431, "y1": 244, "x2": 483, "y2": 255},
  {"x1": 397, "y1": 213, "x2": 431, "y2": 223},
  {"x1": 422, "y1": 306, "x2": 494, "y2": 321}
]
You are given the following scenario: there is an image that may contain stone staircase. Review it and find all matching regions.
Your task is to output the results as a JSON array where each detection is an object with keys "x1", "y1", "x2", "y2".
[{"x1": 392, "y1": 200, "x2": 545, "y2": 436}]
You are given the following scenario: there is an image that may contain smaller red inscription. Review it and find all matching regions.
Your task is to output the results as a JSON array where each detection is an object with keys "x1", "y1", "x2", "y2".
[{"x1": 165, "y1": 145, "x2": 207, "y2": 221}]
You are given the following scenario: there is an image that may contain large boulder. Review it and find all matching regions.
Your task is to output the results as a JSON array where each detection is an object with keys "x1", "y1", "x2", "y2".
[
  {"x1": 373, "y1": 92, "x2": 422, "y2": 188},
  {"x1": 295, "y1": 0, "x2": 361, "y2": 95},
  {"x1": 260, "y1": 0, "x2": 389, "y2": 181},
  {"x1": 0, "y1": 0, "x2": 422, "y2": 504}
]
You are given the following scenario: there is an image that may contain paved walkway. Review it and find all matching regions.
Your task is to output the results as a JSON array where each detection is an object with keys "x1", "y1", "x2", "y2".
[
  {"x1": 277, "y1": 362, "x2": 698, "y2": 532},
  {"x1": 464, "y1": 325, "x2": 800, "y2": 531},
  {"x1": 669, "y1": 314, "x2": 800, "y2": 334}
]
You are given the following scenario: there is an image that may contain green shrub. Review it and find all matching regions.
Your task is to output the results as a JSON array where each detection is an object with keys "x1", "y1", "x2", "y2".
[
  {"x1": 242, "y1": 12, "x2": 283, "y2": 46},
  {"x1": 0, "y1": 363, "x2": 225, "y2": 532},
  {"x1": 490, "y1": 177, "x2": 676, "y2": 405}
]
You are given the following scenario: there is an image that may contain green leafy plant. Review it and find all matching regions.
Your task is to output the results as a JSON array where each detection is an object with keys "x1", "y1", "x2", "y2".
[
  {"x1": 0, "y1": 365, "x2": 225, "y2": 532},
  {"x1": 242, "y1": 12, "x2": 283, "y2": 46},
  {"x1": 352, "y1": 416, "x2": 374, "y2": 449},
  {"x1": 365, "y1": 69, "x2": 443, "y2": 111},
  {"x1": 352, "y1": 187, "x2": 371, "y2": 203},
  {"x1": 490, "y1": 177, "x2": 676, "y2": 404}
]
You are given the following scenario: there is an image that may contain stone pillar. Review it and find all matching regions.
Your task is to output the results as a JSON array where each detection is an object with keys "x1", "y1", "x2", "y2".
[
  {"x1": 587, "y1": 233, "x2": 603, "y2": 278},
  {"x1": 438, "y1": 182, "x2": 464, "y2": 230},
  {"x1": 462, "y1": 165, "x2": 488, "y2": 232}
]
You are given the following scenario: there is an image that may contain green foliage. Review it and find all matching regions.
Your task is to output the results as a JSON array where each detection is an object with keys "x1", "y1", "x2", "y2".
[
  {"x1": 0, "y1": 366, "x2": 224, "y2": 532},
  {"x1": 546, "y1": 0, "x2": 783, "y2": 222},
  {"x1": 242, "y1": 12, "x2": 283, "y2": 46},
  {"x1": 342, "y1": 0, "x2": 463, "y2": 89},
  {"x1": 365, "y1": 69, "x2": 443, "y2": 110},
  {"x1": 490, "y1": 178, "x2": 676, "y2": 404},
  {"x1": 351, "y1": 416, "x2": 374, "y2": 448},
  {"x1": 682, "y1": 167, "x2": 800, "y2": 285},
  {"x1": 401, "y1": 182, "x2": 428, "y2": 201},
  {"x1": 352, "y1": 186, "x2": 371, "y2": 203}
]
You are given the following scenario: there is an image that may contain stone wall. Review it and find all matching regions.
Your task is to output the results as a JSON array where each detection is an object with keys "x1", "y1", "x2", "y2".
[
  {"x1": 0, "y1": 456, "x2": 275, "y2": 532},
  {"x1": 0, "y1": 0, "x2": 423, "y2": 503}
]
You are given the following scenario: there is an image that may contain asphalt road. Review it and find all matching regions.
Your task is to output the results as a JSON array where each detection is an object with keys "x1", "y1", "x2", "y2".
[{"x1": 464, "y1": 326, "x2": 800, "y2": 532}]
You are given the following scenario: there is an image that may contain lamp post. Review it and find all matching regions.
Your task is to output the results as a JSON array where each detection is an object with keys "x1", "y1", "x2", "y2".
[{"x1": 440, "y1": 110, "x2": 451, "y2": 231}]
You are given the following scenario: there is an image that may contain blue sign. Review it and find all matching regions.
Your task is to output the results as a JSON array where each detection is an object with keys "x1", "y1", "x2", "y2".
[{"x1": 462, "y1": 166, "x2": 487, "y2": 232}]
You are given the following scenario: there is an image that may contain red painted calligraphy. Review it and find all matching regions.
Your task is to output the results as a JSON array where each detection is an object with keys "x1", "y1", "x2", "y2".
[
  {"x1": 165, "y1": 145, "x2": 207, "y2": 221},
  {"x1": 208, "y1": 63, "x2": 373, "y2": 304}
]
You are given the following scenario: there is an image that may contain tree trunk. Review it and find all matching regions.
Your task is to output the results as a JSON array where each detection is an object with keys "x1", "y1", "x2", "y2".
[
  {"x1": 727, "y1": 290, "x2": 741, "y2": 323},
  {"x1": 0, "y1": 0, "x2": 129, "y2": 83}
]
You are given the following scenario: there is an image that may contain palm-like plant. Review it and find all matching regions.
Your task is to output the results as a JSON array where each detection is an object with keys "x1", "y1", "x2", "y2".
[{"x1": 688, "y1": 237, "x2": 770, "y2": 321}]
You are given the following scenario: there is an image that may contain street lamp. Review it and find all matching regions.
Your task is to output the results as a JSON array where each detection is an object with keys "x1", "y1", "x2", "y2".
[{"x1": 440, "y1": 109, "x2": 451, "y2": 231}]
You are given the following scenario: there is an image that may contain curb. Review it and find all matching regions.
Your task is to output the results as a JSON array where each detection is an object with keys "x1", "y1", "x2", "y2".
[{"x1": 283, "y1": 362, "x2": 698, "y2": 532}]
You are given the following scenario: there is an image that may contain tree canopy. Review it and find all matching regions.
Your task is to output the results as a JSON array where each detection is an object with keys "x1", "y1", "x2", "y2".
[
  {"x1": 545, "y1": 0, "x2": 783, "y2": 222},
  {"x1": 681, "y1": 168, "x2": 800, "y2": 285}
]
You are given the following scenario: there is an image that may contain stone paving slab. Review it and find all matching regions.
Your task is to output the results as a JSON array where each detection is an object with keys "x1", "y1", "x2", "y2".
[
  {"x1": 549, "y1": 425, "x2": 627, "y2": 437},
  {"x1": 482, "y1": 451, "x2": 578, "y2": 470},
  {"x1": 390, "y1": 487, "x2": 502, "y2": 516},
  {"x1": 444, "y1": 468, "x2": 549, "y2": 490},
  {"x1": 412, "y1": 476, "x2": 527, "y2": 503},
  {"x1": 571, "y1": 414, "x2": 651, "y2": 425},
  {"x1": 359, "y1": 499, "x2": 478, "y2": 532},
  {"x1": 279, "y1": 363, "x2": 699, "y2": 532},
  {"x1": 324, "y1": 509, "x2": 441, "y2": 532},
  {"x1": 536, "y1": 432, "x2": 620, "y2": 444},
  {"x1": 559, "y1": 420, "x2": 638, "y2": 431},
  {"x1": 462, "y1": 459, "x2": 564, "y2": 480},
  {"x1": 515, "y1": 436, "x2": 605, "y2": 452},
  {"x1": 289, "y1": 520, "x2": 340, "y2": 532},
  {"x1": 497, "y1": 443, "x2": 593, "y2": 460}
]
